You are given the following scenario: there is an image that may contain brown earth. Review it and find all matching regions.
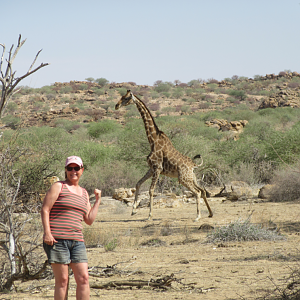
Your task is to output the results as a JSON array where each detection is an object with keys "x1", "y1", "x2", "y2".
[{"x1": 5, "y1": 196, "x2": 300, "y2": 300}]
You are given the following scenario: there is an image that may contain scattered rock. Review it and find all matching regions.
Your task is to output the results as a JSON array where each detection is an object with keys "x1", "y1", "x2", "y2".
[
  {"x1": 198, "y1": 223, "x2": 214, "y2": 231},
  {"x1": 112, "y1": 188, "x2": 136, "y2": 202},
  {"x1": 258, "y1": 184, "x2": 275, "y2": 199}
]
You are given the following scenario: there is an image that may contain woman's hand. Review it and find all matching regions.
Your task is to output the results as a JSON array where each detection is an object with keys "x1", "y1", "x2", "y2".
[
  {"x1": 43, "y1": 233, "x2": 57, "y2": 246},
  {"x1": 94, "y1": 189, "x2": 101, "y2": 203}
]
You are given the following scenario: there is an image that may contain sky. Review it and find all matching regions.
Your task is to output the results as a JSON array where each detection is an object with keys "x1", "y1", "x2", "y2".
[{"x1": 1, "y1": 0, "x2": 300, "y2": 88}]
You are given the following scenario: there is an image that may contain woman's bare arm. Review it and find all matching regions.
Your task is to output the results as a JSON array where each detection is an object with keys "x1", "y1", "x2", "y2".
[{"x1": 84, "y1": 189, "x2": 101, "y2": 225}]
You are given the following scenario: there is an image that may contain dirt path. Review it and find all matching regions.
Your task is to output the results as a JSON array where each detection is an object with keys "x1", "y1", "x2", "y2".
[{"x1": 5, "y1": 197, "x2": 300, "y2": 299}]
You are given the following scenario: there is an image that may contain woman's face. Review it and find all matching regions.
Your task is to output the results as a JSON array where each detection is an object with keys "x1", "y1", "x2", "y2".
[{"x1": 65, "y1": 163, "x2": 84, "y2": 181}]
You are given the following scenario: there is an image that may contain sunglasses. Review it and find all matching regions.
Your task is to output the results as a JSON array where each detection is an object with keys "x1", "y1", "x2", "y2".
[{"x1": 66, "y1": 166, "x2": 82, "y2": 171}]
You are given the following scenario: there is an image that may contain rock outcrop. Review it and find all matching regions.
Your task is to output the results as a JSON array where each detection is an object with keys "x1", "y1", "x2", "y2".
[{"x1": 259, "y1": 89, "x2": 300, "y2": 109}]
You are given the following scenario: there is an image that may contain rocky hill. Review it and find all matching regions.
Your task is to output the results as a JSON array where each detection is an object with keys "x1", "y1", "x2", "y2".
[{"x1": 1, "y1": 72, "x2": 300, "y2": 129}]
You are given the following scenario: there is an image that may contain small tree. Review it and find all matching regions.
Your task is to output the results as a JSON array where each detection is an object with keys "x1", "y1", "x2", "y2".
[
  {"x1": 95, "y1": 77, "x2": 109, "y2": 87},
  {"x1": 228, "y1": 89, "x2": 246, "y2": 101},
  {"x1": 0, "y1": 34, "x2": 49, "y2": 117},
  {"x1": 85, "y1": 77, "x2": 95, "y2": 82}
]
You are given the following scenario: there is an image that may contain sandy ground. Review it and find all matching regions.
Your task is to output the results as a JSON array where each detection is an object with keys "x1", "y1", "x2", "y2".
[{"x1": 3, "y1": 196, "x2": 300, "y2": 300}]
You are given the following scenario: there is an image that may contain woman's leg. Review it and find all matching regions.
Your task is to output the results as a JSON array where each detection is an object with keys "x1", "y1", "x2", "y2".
[
  {"x1": 70, "y1": 262, "x2": 90, "y2": 300},
  {"x1": 51, "y1": 263, "x2": 69, "y2": 300}
]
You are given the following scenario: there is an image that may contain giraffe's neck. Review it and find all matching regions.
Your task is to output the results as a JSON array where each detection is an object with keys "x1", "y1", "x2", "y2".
[{"x1": 133, "y1": 95, "x2": 160, "y2": 146}]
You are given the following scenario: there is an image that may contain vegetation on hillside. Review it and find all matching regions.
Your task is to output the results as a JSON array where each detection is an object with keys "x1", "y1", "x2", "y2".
[{"x1": 0, "y1": 71, "x2": 300, "y2": 199}]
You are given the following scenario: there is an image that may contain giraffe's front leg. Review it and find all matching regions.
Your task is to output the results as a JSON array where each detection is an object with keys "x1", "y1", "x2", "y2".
[{"x1": 132, "y1": 169, "x2": 153, "y2": 216}]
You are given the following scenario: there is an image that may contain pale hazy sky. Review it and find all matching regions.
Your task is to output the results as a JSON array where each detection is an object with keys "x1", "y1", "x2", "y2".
[{"x1": 1, "y1": 0, "x2": 300, "y2": 88}]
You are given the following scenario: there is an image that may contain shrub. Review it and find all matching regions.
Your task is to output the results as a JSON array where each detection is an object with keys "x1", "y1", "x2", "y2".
[
  {"x1": 46, "y1": 93, "x2": 56, "y2": 100},
  {"x1": 104, "y1": 238, "x2": 118, "y2": 251},
  {"x1": 39, "y1": 85, "x2": 54, "y2": 94},
  {"x1": 59, "y1": 86, "x2": 73, "y2": 94},
  {"x1": 54, "y1": 119, "x2": 80, "y2": 132},
  {"x1": 207, "y1": 78, "x2": 219, "y2": 84},
  {"x1": 92, "y1": 88, "x2": 105, "y2": 95},
  {"x1": 1, "y1": 115, "x2": 21, "y2": 129},
  {"x1": 5, "y1": 101, "x2": 18, "y2": 113},
  {"x1": 95, "y1": 77, "x2": 109, "y2": 87},
  {"x1": 80, "y1": 161, "x2": 142, "y2": 196},
  {"x1": 83, "y1": 228, "x2": 119, "y2": 251},
  {"x1": 150, "y1": 91, "x2": 160, "y2": 99},
  {"x1": 116, "y1": 88, "x2": 127, "y2": 96},
  {"x1": 82, "y1": 108, "x2": 105, "y2": 121},
  {"x1": 228, "y1": 89, "x2": 246, "y2": 101},
  {"x1": 180, "y1": 105, "x2": 191, "y2": 113},
  {"x1": 172, "y1": 88, "x2": 184, "y2": 99},
  {"x1": 87, "y1": 119, "x2": 121, "y2": 138},
  {"x1": 78, "y1": 83, "x2": 88, "y2": 90},
  {"x1": 206, "y1": 218, "x2": 285, "y2": 243},
  {"x1": 269, "y1": 161, "x2": 300, "y2": 202},
  {"x1": 187, "y1": 79, "x2": 203, "y2": 87},
  {"x1": 198, "y1": 102, "x2": 211, "y2": 109},
  {"x1": 154, "y1": 82, "x2": 171, "y2": 93}
]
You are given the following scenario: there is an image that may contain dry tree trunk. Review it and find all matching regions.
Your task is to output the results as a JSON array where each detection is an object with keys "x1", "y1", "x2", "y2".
[{"x1": 0, "y1": 34, "x2": 49, "y2": 117}]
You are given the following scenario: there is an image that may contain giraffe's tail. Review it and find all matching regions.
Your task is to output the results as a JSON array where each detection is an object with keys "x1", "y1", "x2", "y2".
[{"x1": 193, "y1": 154, "x2": 203, "y2": 167}]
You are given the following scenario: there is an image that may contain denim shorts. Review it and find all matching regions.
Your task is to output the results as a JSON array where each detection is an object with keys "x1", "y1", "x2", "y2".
[{"x1": 43, "y1": 239, "x2": 88, "y2": 264}]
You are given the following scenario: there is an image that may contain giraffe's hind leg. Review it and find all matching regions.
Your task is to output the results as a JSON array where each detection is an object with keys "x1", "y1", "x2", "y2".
[
  {"x1": 132, "y1": 169, "x2": 153, "y2": 216},
  {"x1": 147, "y1": 167, "x2": 162, "y2": 220},
  {"x1": 179, "y1": 177, "x2": 213, "y2": 222},
  {"x1": 193, "y1": 176, "x2": 213, "y2": 218}
]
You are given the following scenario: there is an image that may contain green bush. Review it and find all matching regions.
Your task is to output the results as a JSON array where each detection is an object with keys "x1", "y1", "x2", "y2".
[
  {"x1": 92, "y1": 88, "x2": 105, "y2": 95},
  {"x1": 1, "y1": 115, "x2": 21, "y2": 129},
  {"x1": 154, "y1": 82, "x2": 171, "y2": 93},
  {"x1": 228, "y1": 89, "x2": 246, "y2": 101},
  {"x1": 95, "y1": 77, "x2": 109, "y2": 87},
  {"x1": 87, "y1": 119, "x2": 121, "y2": 139},
  {"x1": 80, "y1": 161, "x2": 143, "y2": 196},
  {"x1": 54, "y1": 119, "x2": 81, "y2": 132},
  {"x1": 78, "y1": 83, "x2": 88, "y2": 90},
  {"x1": 116, "y1": 88, "x2": 127, "y2": 96},
  {"x1": 172, "y1": 88, "x2": 184, "y2": 99},
  {"x1": 5, "y1": 101, "x2": 18, "y2": 113},
  {"x1": 59, "y1": 86, "x2": 73, "y2": 94},
  {"x1": 38, "y1": 85, "x2": 55, "y2": 94}
]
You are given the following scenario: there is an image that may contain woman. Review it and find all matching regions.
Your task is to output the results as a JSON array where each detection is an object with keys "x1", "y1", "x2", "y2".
[{"x1": 41, "y1": 155, "x2": 101, "y2": 300}]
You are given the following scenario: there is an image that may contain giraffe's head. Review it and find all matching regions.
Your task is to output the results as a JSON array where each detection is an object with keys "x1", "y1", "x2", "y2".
[{"x1": 115, "y1": 90, "x2": 135, "y2": 110}]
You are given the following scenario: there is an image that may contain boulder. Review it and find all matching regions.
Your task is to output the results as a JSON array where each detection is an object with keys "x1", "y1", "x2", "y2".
[
  {"x1": 226, "y1": 181, "x2": 253, "y2": 201},
  {"x1": 205, "y1": 119, "x2": 248, "y2": 133},
  {"x1": 113, "y1": 187, "x2": 136, "y2": 201},
  {"x1": 258, "y1": 184, "x2": 275, "y2": 200}
]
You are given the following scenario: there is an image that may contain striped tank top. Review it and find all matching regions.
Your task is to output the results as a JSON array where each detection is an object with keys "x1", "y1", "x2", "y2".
[{"x1": 49, "y1": 183, "x2": 88, "y2": 241}]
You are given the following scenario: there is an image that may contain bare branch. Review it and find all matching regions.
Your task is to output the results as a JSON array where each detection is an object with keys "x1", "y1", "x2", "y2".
[
  {"x1": 28, "y1": 49, "x2": 42, "y2": 73},
  {"x1": 0, "y1": 43, "x2": 5, "y2": 79},
  {"x1": 0, "y1": 35, "x2": 49, "y2": 117}
]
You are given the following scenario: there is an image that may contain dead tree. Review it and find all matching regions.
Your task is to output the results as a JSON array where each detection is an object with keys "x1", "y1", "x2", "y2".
[
  {"x1": 0, "y1": 34, "x2": 49, "y2": 117},
  {"x1": 0, "y1": 140, "x2": 51, "y2": 292}
]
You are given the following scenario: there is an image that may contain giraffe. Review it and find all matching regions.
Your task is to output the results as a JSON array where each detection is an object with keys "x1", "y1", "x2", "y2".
[{"x1": 115, "y1": 90, "x2": 213, "y2": 221}]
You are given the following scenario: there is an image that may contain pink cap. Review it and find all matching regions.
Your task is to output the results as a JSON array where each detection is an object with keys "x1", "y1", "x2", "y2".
[{"x1": 65, "y1": 156, "x2": 83, "y2": 167}]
